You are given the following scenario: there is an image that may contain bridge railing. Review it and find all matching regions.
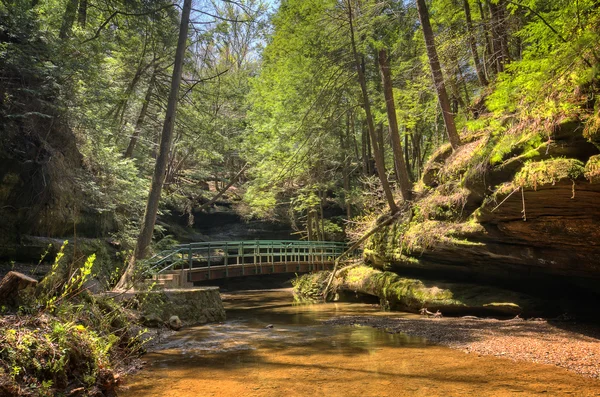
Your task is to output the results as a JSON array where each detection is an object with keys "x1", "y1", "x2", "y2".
[{"x1": 146, "y1": 240, "x2": 349, "y2": 275}]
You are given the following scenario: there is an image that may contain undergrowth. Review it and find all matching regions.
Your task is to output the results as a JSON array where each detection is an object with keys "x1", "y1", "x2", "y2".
[{"x1": 0, "y1": 242, "x2": 147, "y2": 396}]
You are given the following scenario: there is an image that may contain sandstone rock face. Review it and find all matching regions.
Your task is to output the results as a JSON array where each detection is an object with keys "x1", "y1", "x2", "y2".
[
  {"x1": 138, "y1": 287, "x2": 226, "y2": 326},
  {"x1": 367, "y1": 119, "x2": 600, "y2": 294}
]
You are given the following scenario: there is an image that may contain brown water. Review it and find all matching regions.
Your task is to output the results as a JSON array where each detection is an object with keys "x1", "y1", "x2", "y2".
[{"x1": 118, "y1": 289, "x2": 600, "y2": 397}]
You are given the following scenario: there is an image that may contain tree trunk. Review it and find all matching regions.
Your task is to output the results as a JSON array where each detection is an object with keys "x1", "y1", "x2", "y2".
[
  {"x1": 323, "y1": 209, "x2": 407, "y2": 300},
  {"x1": 404, "y1": 132, "x2": 412, "y2": 180},
  {"x1": 115, "y1": 0, "x2": 192, "y2": 290},
  {"x1": 376, "y1": 123, "x2": 385, "y2": 165},
  {"x1": 477, "y1": 0, "x2": 496, "y2": 76},
  {"x1": 59, "y1": 0, "x2": 79, "y2": 39},
  {"x1": 77, "y1": 0, "x2": 87, "y2": 27},
  {"x1": 361, "y1": 123, "x2": 369, "y2": 175},
  {"x1": 319, "y1": 189, "x2": 325, "y2": 240},
  {"x1": 346, "y1": 0, "x2": 398, "y2": 214},
  {"x1": 416, "y1": 0, "x2": 462, "y2": 150},
  {"x1": 113, "y1": 61, "x2": 149, "y2": 131},
  {"x1": 378, "y1": 48, "x2": 413, "y2": 202},
  {"x1": 124, "y1": 68, "x2": 157, "y2": 158},
  {"x1": 350, "y1": 110, "x2": 360, "y2": 164},
  {"x1": 463, "y1": 0, "x2": 488, "y2": 86},
  {"x1": 487, "y1": 0, "x2": 509, "y2": 73},
  {"x1": 342, "y1": 114, "x2": 352, "y2": 219},
  {"x1": 0, "y1": 271, "x2": 37, "y2": 307}
]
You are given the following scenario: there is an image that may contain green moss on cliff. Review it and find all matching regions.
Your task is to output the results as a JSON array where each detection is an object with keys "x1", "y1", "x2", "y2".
[
  {"x1": 513, "y1": 158, "x2": 585, "y2": 189},
  {"x1": 584, "y1": 155, "x2": 600, "y2": 182}
]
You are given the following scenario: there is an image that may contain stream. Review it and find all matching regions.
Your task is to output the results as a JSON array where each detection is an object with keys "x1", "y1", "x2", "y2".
[{"x1": 118, "y1": 289, "x2": 600, "y2": 396}]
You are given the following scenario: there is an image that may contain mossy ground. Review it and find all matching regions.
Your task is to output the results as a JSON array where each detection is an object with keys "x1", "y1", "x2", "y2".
[
  {"x1": 0, "y1": 244, "x2": 147, "y2": 396},
  {"x1": 0, "y1": 293, "x2": 146, "y2": 396}
]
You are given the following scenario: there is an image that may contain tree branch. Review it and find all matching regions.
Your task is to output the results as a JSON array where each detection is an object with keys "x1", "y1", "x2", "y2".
[{"x1": 81, "y1": 4, "x2": 176, "y2": 44}]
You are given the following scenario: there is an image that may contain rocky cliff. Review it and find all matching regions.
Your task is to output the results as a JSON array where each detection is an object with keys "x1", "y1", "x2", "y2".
[{"x1": 365, "y1": 114, "x2": 600, "y2": 295}]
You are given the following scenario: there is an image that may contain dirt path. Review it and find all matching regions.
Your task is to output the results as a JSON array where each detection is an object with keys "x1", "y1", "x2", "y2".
[{"x1": 325, "y1": 315, "x2": 600, "y2": 378}]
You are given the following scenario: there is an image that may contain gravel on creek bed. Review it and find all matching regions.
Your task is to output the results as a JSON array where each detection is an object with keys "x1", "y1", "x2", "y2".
[{"x1": 325, "y1": 315, "x2": 600, "y2": 378}]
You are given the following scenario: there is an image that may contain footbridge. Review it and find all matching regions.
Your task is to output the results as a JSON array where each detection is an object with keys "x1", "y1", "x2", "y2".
[{"x1": 147, "y1": 240, "x2": 351, "y2": 287}]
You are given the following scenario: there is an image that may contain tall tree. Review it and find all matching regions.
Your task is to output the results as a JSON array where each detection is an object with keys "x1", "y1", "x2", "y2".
[
  {"x1": 416, "y1": 0, "x2": 462, "y2": 150},
  {"x1": 347, "y1": 0, "x2": 398, "y2": 214},
  {"x1": 377, "y1": 48, "x2": 412, "y2": 201},
  {"x1": 59, "y1": 0, "x2": 79, "y2": 39},
  {"x1": 116, "y1": 0, "x2": 192, "y2": 289}
]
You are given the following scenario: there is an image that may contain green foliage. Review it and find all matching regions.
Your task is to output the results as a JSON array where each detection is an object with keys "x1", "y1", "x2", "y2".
[{"x1": 487, "y1": 0, "x2": 600, "y2": 118}]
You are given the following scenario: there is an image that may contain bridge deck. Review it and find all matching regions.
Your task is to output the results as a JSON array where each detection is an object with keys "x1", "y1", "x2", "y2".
[
  {"x1": 147, "y1": 240, "x2": 350, "y2": 285},
  {"x1": 181, "y1": 261, "x2": 334, "y2": 282}
]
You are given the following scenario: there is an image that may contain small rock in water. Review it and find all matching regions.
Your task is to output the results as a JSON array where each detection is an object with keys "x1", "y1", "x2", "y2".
[
  {"x1": 169, "y1": 315, "x2": 183, "y2": 331},
  {"x1": 265, "y1": 324, "x2": 274, "y2": 329}
]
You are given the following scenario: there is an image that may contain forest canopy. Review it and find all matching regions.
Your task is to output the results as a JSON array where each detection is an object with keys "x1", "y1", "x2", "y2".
[{"x1": 1, "y1": 0, "x2": 599, "y2": 284}]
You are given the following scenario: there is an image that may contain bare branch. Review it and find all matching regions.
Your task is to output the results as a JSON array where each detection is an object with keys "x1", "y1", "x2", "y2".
[{"x1": 81, "y1": 4, "x2": 176, "y2": 44}]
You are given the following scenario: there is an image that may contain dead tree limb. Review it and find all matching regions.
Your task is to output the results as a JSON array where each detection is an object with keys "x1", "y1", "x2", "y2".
[{"x1": 195, "y1": 163, "x2": 248, "y2": 212}]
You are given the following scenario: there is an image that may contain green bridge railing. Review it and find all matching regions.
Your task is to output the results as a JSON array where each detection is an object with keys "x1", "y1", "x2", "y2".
[{"x1": 147, "y1": 240, "x2": 349, "y2": 275}]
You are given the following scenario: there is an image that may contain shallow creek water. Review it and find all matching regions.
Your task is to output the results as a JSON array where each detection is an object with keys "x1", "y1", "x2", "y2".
[{"x1": 118, "y1": 289, "x2": 600, "y2": 396}]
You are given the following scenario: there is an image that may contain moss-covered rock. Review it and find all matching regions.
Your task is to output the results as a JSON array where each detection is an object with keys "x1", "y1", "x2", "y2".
[
  {"x1": 584, "y1": 154, "x2": 600, "y2": 182},
  {"x1": 293, "y1": 266, "x2": 538, "y2": 316},
  {"x1": 363, "y1": 111, "x2": 600, "y2": 295}
]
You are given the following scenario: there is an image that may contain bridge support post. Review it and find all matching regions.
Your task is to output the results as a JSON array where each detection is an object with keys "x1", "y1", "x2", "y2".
[
  {"x1": 271, "y1": 241, "x2": 275, "y2": 274},
  {"x1": 225, "y1": 242, "x2": 229, "y2": 278},
  {"x1": 207, "y1": 243, "x2": 211, "y2": 280}
]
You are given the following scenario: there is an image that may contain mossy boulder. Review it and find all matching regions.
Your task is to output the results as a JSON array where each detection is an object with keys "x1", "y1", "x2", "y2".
[{"x1": 293, "y1": 265, "x2": 539, "y2": 316}]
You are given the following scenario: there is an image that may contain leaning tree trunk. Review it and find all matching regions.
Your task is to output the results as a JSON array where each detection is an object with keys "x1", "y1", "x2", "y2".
[
  {"x1": 124, "y1": 68, "x2": 157, "y2": 158},
  {"x1": 416, "y1": 0, "x2": 462, "y2": 150},
  {"x1": 378, "y1": 48, "x2": 413, "y2": 202},
  {"x1": 115, "y1": 0, "x2": 192, "y2": 290},
  {"x1": 346, "y1": 0, "x2": 398, "y2": 214}
]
